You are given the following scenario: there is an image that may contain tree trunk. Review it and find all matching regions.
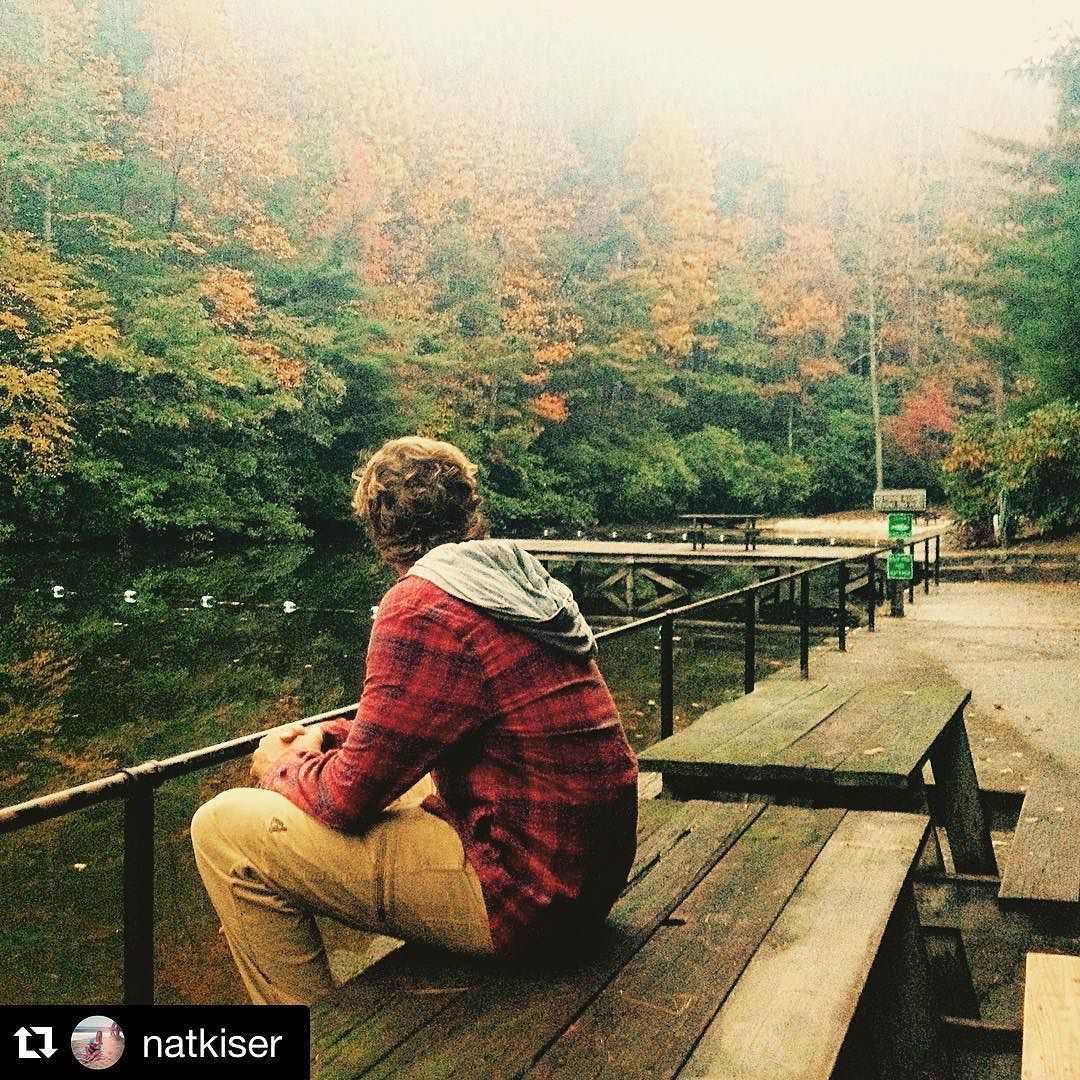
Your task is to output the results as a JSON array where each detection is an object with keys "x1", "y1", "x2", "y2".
[
  {"x1": 868, "y1": 283, "x2": 884, "y2": 490},
  {"x1": 43, "y1": 177, "x2": 53, "y2": 243}
]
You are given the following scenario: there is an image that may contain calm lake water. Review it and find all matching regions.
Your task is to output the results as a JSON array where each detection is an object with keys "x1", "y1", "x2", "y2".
[{"x1": 0, "y1": 539, "x2": 813, "y2": 1004}]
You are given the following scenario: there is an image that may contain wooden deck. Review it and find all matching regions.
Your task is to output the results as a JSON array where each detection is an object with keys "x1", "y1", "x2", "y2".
[{"x1": 312, "y1": 799, "x2": 940, "y2": 1079}]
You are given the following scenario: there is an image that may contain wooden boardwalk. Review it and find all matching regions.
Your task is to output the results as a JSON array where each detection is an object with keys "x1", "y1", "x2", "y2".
[{"x1": 518, "y1": 537, "x2": 875, "y2": 566}]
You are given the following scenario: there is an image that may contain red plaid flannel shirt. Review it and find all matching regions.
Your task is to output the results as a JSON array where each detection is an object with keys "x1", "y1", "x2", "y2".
[{"x1": 262, "y1": 575, "x2": 639, "y2": 956}]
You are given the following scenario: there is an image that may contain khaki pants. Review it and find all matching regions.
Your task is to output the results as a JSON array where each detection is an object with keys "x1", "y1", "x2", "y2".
[{"x1": 190, "y1": 781, "x2": 493, "y2": 1005}]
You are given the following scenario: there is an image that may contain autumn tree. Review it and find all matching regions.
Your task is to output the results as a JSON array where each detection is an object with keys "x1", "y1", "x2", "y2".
[
  {"x1": 0, "y1": 0, "x2": 121, "y2": 241},
  {"x1": 0, "y1": 233, "x2": 117, "y2": 530}
]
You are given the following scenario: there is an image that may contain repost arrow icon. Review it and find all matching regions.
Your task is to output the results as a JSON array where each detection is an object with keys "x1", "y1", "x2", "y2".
[
  {"x1": 13, "y1": 1026, "x2": 56, "y2": 1059},
  {"x1": 33, "y1": 1027, "x2": 57, "y2": 1058}
]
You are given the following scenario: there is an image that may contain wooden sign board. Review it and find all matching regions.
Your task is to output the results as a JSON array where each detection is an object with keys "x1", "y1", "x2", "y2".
[{"x1": 873, "y1": 488, "x2": 927, "y2": 512}]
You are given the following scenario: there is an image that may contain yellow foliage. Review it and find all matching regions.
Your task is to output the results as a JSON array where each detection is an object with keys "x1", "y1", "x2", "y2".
[{"x1": 200, "y1": 268, "x2": 259, "y2": 332}]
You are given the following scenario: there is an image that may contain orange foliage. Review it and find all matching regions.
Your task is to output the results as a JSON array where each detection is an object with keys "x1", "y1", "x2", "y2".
[
  {"x1": 888, "y1": 382, "x2": 956, "y2": 458},
  {"x1": 530, "y1": 392, "x2": 569, "y2": 423}
]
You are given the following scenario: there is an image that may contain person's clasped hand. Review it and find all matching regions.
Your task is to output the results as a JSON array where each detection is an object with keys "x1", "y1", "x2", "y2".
[{"x1": 251, "y1": 722, "x2": 326, "y2": 782}]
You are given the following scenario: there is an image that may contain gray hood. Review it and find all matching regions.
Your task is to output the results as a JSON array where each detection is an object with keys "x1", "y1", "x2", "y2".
[{"x1": 409, "y1": 539, "x2": 596, "y2": 658}]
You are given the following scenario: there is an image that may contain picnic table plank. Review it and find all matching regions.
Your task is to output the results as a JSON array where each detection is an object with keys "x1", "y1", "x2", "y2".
[
  {"x1": 679, "y1": 811, "x2": 930, "y2": 1080},
  {"x1": 827, "y1": 684, "x2": 971, "y2": 785},
  {"x1": 1022, "y1": 952, "x2": 1080, "y2": 1079},
  {"x1": 527, "y1": 805, "x2": 847, "y2": 1079},
  {"x1": 1001, "y1": 771, "x2": 1080, "y2": 902},
  {"x1": 330, "y1": 800, "x2": 765, "y2": 1080},
  {"x1": 637, "y1": 681, "x2": 832, "y2": 775},
  {"x1": 707, "y1": 682, "x2": 862, "y2": 767}
]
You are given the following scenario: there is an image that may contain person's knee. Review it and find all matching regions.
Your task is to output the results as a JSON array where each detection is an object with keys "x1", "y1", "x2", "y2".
[{"x1": 190, "y1": 787, "x2": 265, "y2": 861}]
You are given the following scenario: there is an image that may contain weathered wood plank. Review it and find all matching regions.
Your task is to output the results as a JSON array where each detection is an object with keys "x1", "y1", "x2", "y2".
[
  {"x1": 1023, "y1": 952, "x2": 1080, "y2": 1079},
  {"x1": 712, "y1": 682, "x2": 861, "y2": 766},
  {"x1": 927, "y1": 710, "x2": 998, "y2": 876},
  {"x1": 527, "y1": 805, "x2": 846, "y2": 1079},
  {"x1": 766, "y1": 681, "x2": 966, "y2": 790},
  {"x1": 829, "y1": 683, "x2": 971, "y2": 785},
  {"x1": 637, "y1": 681, "x2": 831, "y2": 774},
  {"x1": 678, "y1": 811, "x2": 930, "y2": 1080},
  {"x1": 336, "y1": 800, "x2": 766, "y2": 1080},
  {"x1": 854, "y1": 883, "x2": 951, "y2": 1080},
  {"x1": 1001, "y1": 770, "x2": 1080, "y2": 902},
  {"x1": 312, "y1": 797, "x2": 720, "y2": 1078}
]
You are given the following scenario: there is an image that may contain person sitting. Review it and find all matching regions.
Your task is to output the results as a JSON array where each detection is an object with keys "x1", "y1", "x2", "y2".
[{"x1": 191, "y1": 436, "x2": 639, "y2": 1005}]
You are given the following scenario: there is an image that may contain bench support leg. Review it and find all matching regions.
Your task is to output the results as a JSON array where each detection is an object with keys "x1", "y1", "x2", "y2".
[
  {"x1": 840, "y1": 883, "x2": 953, "y2": 1080},
  {"x1": 929, "y1": 712, "x2": 998, "y2": 877}
]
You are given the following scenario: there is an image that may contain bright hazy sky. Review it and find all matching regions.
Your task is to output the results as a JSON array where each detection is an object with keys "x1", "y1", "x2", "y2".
[{"x1": 376, "y1": 0, "x2": 1076, "y2": 74}]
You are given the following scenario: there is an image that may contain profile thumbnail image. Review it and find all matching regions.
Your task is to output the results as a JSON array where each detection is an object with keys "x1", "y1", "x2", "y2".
[{"x1": 70, "y1": 1015, "x2": 125, "y2": 1070}]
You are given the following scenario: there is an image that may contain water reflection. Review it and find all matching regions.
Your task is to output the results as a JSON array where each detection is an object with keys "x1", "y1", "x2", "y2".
[{"x1": 0, "y1": 541, "x2": 804, "y2": 1004}]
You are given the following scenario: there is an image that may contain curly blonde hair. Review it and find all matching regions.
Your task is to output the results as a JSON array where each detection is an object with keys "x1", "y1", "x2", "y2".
[{"x1": 352, "y1": 437, "x2": 486, "y2": 570}]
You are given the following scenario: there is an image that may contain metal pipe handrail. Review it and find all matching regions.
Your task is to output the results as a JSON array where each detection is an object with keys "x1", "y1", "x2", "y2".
[
  {"x1": 0, "y1": 529, "x2": 948, "y2": 1003},
  {"x1": 0, "y1": 701, "x2": 357, "y2": 834}
]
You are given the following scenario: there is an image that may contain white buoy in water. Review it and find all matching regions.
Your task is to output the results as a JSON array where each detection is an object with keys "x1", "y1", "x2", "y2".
[
  {"x1": 200, "y1": 595, "x2": 215, "y2": 609},
  {"x1": 123, "y1": 589, "x2": 137, "y2": 604},
  {"x1": 282, "y1": 600, "x2": 297, "y2": 614},
  {"x1": 51, "y1": 585, "x2": 65, "y2": 599}
]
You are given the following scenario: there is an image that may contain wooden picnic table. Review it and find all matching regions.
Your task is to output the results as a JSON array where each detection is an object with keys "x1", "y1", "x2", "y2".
[
  {"x1": 638, "y1": 677, "x2": 998, "y2": 877},
  {"x1": 678, "y1": 512, "x2": 762, "y2": 551},
  {"x1": 312, "y1": 799, "x2": 946, "y2": 1079}
]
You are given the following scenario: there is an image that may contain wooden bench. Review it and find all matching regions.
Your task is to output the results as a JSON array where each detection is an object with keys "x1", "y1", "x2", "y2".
[
  {"x1": 1000, "y1": 767, "x2": 1080, "y2": 903},
  {"x1": 1023, "y1": 952, "x2": 1080, "y2": 1078},
  {"x1": 312, "y1": 799, "x2": 945, "y2": 1079}
]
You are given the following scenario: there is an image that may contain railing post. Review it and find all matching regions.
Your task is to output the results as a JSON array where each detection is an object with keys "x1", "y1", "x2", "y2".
[
  {"x1": 890, "y1": 542, "x2": 905, "y2": 618},
  {"x1": 660, "y1": 615, "x2": 674, "y2": 740},
  {"x1": 743, "y1": 589, "x2": 756, "y2": 694},
  {"x1": 923, "y1": 538, "x2": 930, "y2": 595},
  {"x1": 934, "y1": 534, "x2": 941, "y2": 587},
  {"x1": 123, "y1": 780, "x2": 156, "y2": 1005},
  {"x1": 837, "y1": 561, "x2": 848, "y2": 652},
  {"x1": 908, "y1": 542, "x2": 916, "y2": 603},
  {"x1": 866, "y1": 554, "x2": 876, "y2": 632},
  {"x1": 799, "y1": 573, "x2": 810, "y2": 679}
]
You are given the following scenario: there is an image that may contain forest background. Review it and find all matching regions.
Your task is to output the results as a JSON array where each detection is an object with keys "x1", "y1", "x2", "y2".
[{"x1": 2, "y1": 0, "x2": 1080, "y2": 546}]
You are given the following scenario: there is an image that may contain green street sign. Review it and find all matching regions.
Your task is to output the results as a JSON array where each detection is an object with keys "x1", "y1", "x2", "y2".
[
  {"x1": 888, "y1": 513, "x2": 913, "y2": 539},
  {"x1": 887, "y1": 553, "x2": 914, "y2": 580}
]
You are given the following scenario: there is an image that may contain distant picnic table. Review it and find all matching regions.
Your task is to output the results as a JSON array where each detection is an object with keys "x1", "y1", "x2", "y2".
[
  {"x1": 678, "y1": 512, "x2": 762, "y2": 551},
  {"x1": 312, "y1": 799, "x2": 945, "y2": 1079},
  {"x1": 638, "y1": 677, "x2": 998, "y2": 876}
]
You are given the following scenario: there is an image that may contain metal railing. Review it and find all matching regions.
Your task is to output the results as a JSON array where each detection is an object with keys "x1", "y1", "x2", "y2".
[
  {"x1": 595, "y1": 536, "x2": 943, "y2": 739},
  {"x1": 0, "y1": 532, "x2": 945, "y2": 1003}
]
